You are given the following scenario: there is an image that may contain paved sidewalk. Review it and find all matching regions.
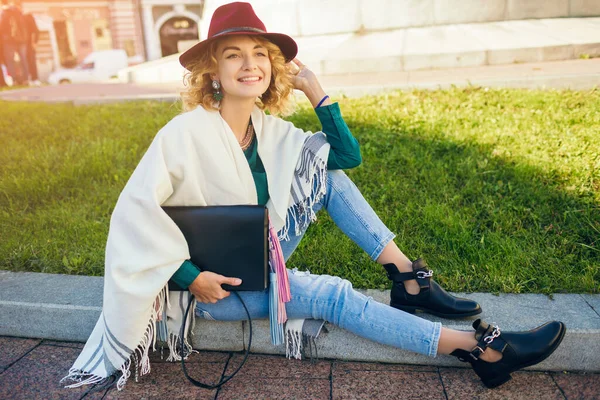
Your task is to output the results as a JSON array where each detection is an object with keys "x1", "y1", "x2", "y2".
[
  {"x1": 3, "y1": 271, "x2": 598, "y2": 372},
  {"x1": 0, "y1": 59, "x2": 599, "y2": 105},
  {"x1": 1, "y1": 336, "x2": 598, "y2": 400}
]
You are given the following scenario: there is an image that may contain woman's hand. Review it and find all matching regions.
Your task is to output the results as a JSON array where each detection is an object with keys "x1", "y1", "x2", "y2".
[
  {"x1": 188, "y1": 271, "x2": 242, "y2": 303},
  {"x1": 288, "y1": 58, "x2": 332, "y2": 108},
  {"x1": 288, "y1": 58, "x2": 317, "y2": 92}
]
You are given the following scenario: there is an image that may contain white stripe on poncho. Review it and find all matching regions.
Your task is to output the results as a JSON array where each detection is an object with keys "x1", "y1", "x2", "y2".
[{"x1": 61, "y1": 105, "x2": 330, "y2": 390}]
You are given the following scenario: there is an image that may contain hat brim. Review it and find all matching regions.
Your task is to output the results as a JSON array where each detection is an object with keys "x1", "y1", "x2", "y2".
[{"x1": 179, "y1": 31, "x2": 298, "y2": 70}]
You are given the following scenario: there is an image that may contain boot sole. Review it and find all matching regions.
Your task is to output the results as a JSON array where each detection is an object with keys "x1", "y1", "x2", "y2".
[
  {"x1": 390, "y1": 303, "x2": 483, "y2": 319},
  {"x1": 482, "y1": 322, "x2": 567, "y2": 389}
]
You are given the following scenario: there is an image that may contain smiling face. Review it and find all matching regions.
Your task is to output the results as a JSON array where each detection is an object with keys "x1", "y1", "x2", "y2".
[
  {"x1": 213, "y1": 35, "x2": 272, "y2": 103},
  {"x1": 181, "y1": 34, "x2": 294, "y2": 116}
]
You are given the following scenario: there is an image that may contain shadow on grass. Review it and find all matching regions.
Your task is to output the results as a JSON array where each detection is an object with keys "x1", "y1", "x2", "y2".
[{"x1": 290, "y1": 111, "x2": 599, "y2": 294}]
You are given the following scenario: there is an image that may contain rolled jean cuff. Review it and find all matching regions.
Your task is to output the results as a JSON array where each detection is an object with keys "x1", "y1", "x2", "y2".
[
  {"x1": 368, "y1": 231, "x2": 396, "y2": 261},
  {"x1": 428, "y1": 321, "x2": 443, "y2": 357}
]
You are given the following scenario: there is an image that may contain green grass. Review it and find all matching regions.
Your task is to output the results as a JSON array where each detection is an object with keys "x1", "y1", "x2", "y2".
[{"x1": 1, "y1": 88, "x2": 598, "y2": 293}]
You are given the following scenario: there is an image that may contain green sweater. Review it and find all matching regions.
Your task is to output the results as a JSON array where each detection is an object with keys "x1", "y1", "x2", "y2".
[{"x1": 169, "y1": 102, "x2": 361, "y2": 289}]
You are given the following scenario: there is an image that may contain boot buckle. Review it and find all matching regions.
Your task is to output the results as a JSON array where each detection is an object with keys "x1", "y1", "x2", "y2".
[
  {"x1": 484, "y1": 326, "x2": 501, "y2": 344},
  {"x1": 416, "y1": 269, "x2": 433, "y2": 279},
  {"x1": 470, "y1": 346, "x2": 486, "y2": 360}
]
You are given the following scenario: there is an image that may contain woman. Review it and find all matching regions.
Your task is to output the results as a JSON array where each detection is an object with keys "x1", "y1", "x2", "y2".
[{"x1": 64, "y1": 2, "x2": 565, "y2": 392}]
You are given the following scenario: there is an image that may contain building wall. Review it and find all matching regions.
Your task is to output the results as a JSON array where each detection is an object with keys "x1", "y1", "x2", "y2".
[
  {"x1": 201, "y1": 0, "x2": 600, "y2": 38},
  {"x1": 140, "y1": 0, "x2": 204, "y2": 61},
  {"x1": 109, "y1": 0, "x2": 145, "y2": 58},
  {"x1": 23, "y1": 0, "x2": 146, "y2": 68},
  {"x1": 25, "y1": 15, "x2": 59, "y2": 82},
  {"x1": 22, "y1": 0, "x2": 600, "y2": 72}
]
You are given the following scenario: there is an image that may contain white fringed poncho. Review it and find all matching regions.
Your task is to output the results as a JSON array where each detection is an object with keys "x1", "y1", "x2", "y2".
[{"x1": 62, "y1": 105, "x2": 330, "y2": 389}]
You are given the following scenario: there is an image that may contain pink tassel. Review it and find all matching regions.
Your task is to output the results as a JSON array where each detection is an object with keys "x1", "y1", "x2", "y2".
[{"x1": 268, "y1": 221, "x2": 291, "y2": 324}]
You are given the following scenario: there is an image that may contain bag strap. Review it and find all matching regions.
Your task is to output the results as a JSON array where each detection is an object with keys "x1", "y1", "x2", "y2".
[{"x1": 179, "y1": 292, "x2": 252, "y2": 389}]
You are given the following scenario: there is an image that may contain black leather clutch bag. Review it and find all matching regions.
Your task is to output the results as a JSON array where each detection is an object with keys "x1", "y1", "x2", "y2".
[{"x1": 162, "y1": 205, "x2": 268, "y2": 291}]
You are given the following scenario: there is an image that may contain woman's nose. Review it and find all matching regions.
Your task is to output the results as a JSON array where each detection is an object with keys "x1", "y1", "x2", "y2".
[{"x1": 242, "y1": 56, "x2": 257, "y2": 70}]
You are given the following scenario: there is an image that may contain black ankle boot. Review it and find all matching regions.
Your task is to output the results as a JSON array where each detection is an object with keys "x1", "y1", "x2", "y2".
[
  {"x1": 383, "y1": 259, "x2": 482, "y2": 318},
  {"x1": 451, "y1": 319, "x2": 566, "y2": 388}
]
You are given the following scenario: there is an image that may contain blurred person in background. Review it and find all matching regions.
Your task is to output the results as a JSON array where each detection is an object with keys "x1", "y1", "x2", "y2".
[
  {"x1": 0, "y1": 32, "x2": 6, "y2": 86},
  {"x1": 0, "y1": 0, "x2": 29, "y2": 85},
  {"x1": 15, "y1": 0, "x2": 39, "y2": 85}
]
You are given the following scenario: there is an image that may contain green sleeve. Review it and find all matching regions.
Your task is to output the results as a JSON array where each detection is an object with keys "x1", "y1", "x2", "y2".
[
  {"x1": 315, "y1": 102, "x2": 362, "y2": 170},
  {"x1": 170, "y1": 260, "x2": 201, "y2": 289}
]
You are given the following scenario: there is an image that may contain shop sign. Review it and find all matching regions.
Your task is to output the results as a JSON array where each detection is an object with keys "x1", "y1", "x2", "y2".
[
  {"x1": 62, "y1": 9, "x2": 101, "y2": 20},
  {"x1": 161, "y1": 18, "x2": 197, "y2": 36}
]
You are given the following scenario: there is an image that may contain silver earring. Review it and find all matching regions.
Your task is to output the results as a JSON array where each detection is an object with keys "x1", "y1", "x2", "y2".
[{"x1": 212, "y1": 80, "x2": 223, "y2": 102}]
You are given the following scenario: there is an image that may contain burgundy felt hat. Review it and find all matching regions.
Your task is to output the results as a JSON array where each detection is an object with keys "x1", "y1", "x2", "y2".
[{"x1": 179, "y1": 2, "x2": 298, "y2": 69}]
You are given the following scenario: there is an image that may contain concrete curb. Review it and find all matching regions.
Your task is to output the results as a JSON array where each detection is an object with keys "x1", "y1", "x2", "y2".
[{"x1": 1, "y1": 271, "x2": 598, "y2": 372}]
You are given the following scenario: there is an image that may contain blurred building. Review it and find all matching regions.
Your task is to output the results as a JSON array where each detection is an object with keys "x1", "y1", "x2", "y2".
[
  {"x1": 22, "y1": 0, "x2": 146, "y2": 79},
  {"x1": 18, "y1": 0, "x2": 206, "y2": 80},
  {"x1": 139, "y1": 0, "x2": 204, "y2": 61}
]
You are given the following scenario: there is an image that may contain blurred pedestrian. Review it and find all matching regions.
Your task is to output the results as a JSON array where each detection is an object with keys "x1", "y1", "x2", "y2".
[
  {"x1": 0, "y1": 33, "x2": 7, "y2": 86},
  {"x1": 0, "y1": 0, "x2": 29, "y2": 85},
  {"x1": 16, "y1": 0, "x2": 38, "y2": 85}
]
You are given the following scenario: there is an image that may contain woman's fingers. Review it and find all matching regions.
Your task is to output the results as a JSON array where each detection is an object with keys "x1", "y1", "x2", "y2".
[
  {"x1": 194, "y1": 288, "x2": 229, "y2": 303},
  {"x1": 189, "y1": 271, "x2": 239, "y2": 304},
  {"x1": 292, "y1": 58, "x2": 305, "y2": 68},
  {"x1": 220, "y1": 276, "x2": 242, "y2": 286},
  {"x1": 289, "y1": 58, "x2": 308, "y2": 76}
]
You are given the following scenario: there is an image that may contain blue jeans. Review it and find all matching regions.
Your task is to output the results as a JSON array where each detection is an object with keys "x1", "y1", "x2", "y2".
[{"x1": 196, "y1": 170, "x2": 442, "y2": 357}]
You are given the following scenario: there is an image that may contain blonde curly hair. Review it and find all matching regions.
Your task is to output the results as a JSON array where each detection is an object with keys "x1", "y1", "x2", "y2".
[{"x1": 180, "y1": 35, "x2": 296, "y2": 116}]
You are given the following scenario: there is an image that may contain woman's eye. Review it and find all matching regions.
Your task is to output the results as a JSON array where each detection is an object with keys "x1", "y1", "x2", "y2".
[
  {"x1": 256, "y1": 52, "x2": 267, "y2": 57},
  {"x1": 226, "y1": 54, "x2": 239, "y2": 59}
]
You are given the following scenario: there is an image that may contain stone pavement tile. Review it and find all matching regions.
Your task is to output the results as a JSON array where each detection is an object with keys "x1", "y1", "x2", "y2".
[
  {"x1": 334, "y1": 360, "x2": 437, "y2": 372},
  {"x1": 551, "y1": 371, "x2": 600, "y2": 400},
  {"x1": 440, "y1": 367, "x2": 564, "y2": 399},
  {"x1": 217, "y1": 377, "x2": 330, "y2": 399},
  {"x1": 226, "y1": 353, "x2": 331, "y2": 379},
  {"x1": 104, "y1": 355, "x2": 226, "y2": 399},
  {"x1": 332, "y1": 369, "x2": 444, "y2": 399},
  {"x1": 0, "y1": 336, "x2": 41, "y2": 368},
  {"x1": 149, "y1": 347, "x2": 229, "y2": 364},
  {"x1": 0, "y1": 344, "x2": 105, "y2": 400}
]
